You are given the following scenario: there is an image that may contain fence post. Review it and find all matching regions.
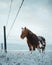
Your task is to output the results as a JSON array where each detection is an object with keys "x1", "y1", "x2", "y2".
[{"x1": 3, "y1": 26, "x2": 7, "y2": 53}]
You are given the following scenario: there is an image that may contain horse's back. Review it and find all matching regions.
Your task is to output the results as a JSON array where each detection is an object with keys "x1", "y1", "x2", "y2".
[{"x1": 38, "y1": 36, "x2": 45, "y2": 41}]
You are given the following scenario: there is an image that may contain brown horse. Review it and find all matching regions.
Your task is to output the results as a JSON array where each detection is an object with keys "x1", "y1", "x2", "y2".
[{"x1": 20, "y1": 27, "x2": 46, "y2": 52}]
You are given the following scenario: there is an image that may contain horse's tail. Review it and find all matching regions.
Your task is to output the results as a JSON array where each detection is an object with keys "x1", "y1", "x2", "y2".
[
  {"x1": 41, "y1": 36, "x2": 46, "y2": 47},
  {"x1": 42, "y1": 38, "x2": 46, "y2": 47},
  {"x1": 43, "y1": 40, "x2": 46, "y2": 47}
]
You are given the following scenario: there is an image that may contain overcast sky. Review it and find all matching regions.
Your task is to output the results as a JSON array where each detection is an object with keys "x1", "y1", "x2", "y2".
[{"x1": 0, "y1": 0, "x2": 52, "y2": 45}]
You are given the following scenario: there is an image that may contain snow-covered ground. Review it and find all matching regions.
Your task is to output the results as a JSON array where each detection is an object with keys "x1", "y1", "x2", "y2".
[{"x1": 0, "y1": 50, "x2": 52, "y2": 65}]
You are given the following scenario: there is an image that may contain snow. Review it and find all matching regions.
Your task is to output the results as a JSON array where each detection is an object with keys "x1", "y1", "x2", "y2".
[{"x1": 0, "y1": 50, "x2": 52, "y2": 65}]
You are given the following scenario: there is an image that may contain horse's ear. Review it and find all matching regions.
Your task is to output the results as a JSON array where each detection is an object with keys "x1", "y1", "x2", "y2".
[{"x1": 25, "y1": 27, "x2": 26, "y2": 29}]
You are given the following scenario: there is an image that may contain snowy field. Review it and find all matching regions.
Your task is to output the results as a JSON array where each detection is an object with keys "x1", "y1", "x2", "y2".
[{"x1": 0, "y1": 50, "x2": 52, "y2": 65}]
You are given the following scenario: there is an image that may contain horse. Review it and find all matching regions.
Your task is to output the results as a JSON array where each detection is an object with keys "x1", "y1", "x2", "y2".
[{"x1": 20, "y1": 27, "x2": 46, "y2": 52}]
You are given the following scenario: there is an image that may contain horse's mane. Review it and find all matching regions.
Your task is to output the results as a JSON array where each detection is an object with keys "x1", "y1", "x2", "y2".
[{"x1": 26, "y1": 28, "x2": 35, "y2": 35}]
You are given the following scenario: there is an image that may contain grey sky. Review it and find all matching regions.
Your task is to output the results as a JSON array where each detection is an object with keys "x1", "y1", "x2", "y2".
[{"x1": 0, "y1": 0, "x2": 52, "y2": 45}]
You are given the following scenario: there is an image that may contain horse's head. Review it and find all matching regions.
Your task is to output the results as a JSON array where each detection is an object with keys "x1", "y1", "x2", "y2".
[{"x1": 20, "y1": 27, "x2": 28, "y2": 39}]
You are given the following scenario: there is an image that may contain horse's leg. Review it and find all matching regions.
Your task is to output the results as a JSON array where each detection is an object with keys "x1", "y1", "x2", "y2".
[
  {"x1": 27, "y1": 40, "x2": 32, "y2": 51},
  {"x1": 33, "y1": 46, "x2": 35, "y2": 50},
  {"x1": 42, "y1": 46, "x2": 45, "y2": 53},
  {"x1": 28, "y1": 43, "x2": 32, "y2": 51}
]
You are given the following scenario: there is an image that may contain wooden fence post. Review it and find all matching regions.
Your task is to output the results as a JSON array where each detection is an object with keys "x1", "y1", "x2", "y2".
[{"x1": 3, "y1": 26, "x2": 7, "y2": 53}]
